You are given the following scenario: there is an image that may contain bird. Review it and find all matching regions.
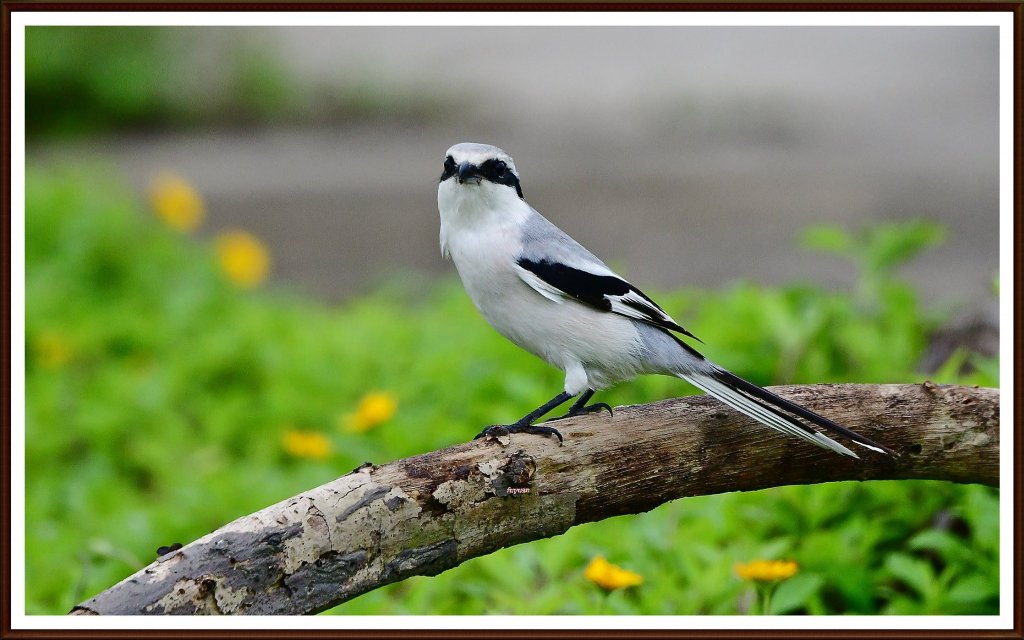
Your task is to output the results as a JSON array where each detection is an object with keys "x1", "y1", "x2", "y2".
[{"x1": 436, "y1": 142, "x2": 893, "y2": 458}]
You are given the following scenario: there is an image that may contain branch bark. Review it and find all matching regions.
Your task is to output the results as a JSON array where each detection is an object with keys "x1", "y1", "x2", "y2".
[{"x1": 71, "y1": 382, "x2": 999, "y2": 615}]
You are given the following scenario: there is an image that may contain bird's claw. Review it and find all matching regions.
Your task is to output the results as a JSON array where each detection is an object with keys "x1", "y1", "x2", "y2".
[
  {"x1": 474, "y1": 424, "x2": 509, "y2": 440},
  {"x1": 552, "y1": 402, "x2": 614, "y2": 421},
  {"x1": 474, "y1": 423, "x2": 563, "y2": 444},
  {"x1": 585, "y1": 402, "x2": 614, "y2": 417}
]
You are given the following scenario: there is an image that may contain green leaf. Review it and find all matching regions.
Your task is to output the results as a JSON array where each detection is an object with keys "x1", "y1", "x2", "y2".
[
  {"x1": 907, "y1": 529, "x2": 962, "y2": 557},
  {"x1": 967, "y1": 355, "x2": 1000, "y2": 386},
  {"x1": 885, "y1": 553, "x2": 934, "y2": 598},
  {"x1": 800, "y1": 225, "x2": 851, "y2": 256},
  {"x1": 769, "y1": 573, "x2": 824, "y2": 614},
  {"x1": 865, "y1": 220, "x2": 946, "y2": 274},
  {"x1": 946, "y1": 575, "x2": 999, "y2": 605}
]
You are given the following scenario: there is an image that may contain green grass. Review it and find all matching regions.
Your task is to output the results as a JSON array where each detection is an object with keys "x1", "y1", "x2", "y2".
[{"x1": 25, "y1": 166, "x2": 999, "y2": 615}]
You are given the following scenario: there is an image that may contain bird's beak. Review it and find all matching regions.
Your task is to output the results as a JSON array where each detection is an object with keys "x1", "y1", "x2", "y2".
[{"x1": 456, "y1": 161, "x2": 480, "y2": 184}]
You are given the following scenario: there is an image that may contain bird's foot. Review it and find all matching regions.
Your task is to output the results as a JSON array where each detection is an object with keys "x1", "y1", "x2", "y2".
[
  {"x1": 552, "y1": 402, "x2": 614, "y2": 421},
  {"x1": 474, "y1": 423, "x2": 564, "y2": 444}
]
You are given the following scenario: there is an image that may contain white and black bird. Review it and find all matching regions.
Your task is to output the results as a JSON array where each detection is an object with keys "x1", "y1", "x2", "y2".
[{"x1": 437, "y1": 142, "x2": 892, "y2": 458}]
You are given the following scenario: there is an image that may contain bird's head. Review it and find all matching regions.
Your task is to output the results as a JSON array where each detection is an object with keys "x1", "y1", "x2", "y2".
[
  {"x1": 438, "y1": 142, "x2": 525, "y2": 210},
  {"x1": 437, "y1": 143, "x2": 532, "y2": 255}
]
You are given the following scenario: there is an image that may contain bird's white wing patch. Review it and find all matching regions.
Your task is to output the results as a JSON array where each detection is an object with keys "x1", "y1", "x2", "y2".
[
  {"x1": 607, "y1": 290, "x2": 683, "y2": 328},
  {"x1": 514, "y1": 264, "x2": 567, "y2": 304}
]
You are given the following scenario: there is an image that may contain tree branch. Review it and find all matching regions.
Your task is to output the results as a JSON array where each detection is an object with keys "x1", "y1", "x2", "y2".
[{"x1": 71, "y1": 382, "x2": 998, "y2": 615}]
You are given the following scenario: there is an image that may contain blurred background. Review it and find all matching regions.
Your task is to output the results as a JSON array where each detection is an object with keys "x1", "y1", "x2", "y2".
[
  {"x1": 25, "y1": 25, "x2": 1000, "y2": 616},
  {"x1": 29, "y1": 26, "x2": 1000, "y2": 305}
]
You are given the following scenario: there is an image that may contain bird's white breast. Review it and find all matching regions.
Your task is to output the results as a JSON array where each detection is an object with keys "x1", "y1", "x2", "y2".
[
  {"x1": 440, "y1": 203, "x2": 644, "y2": 389},
  {"x1": 444, "y1": 221, "x2": 539, "y2": 349}
]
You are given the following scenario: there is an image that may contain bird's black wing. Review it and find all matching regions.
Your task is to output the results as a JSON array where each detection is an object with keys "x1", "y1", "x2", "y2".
[{"x1": 515, "y1": 257, "x2": 702, "y2": 343}]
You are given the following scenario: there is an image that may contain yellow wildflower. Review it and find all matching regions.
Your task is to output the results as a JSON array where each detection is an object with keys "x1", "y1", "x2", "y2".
[
  {"x1": 282, "y1": 429, "x2": 331, "y2": 460},
  {"x1": 342, "y1": 391, "x2": 398, "y2": 433},
  {"x1": 215, "y1": 230, "x2": 270, "y2": 288},
  {"x1": 734, "y1": 559, "x2": 799, "y2": 582},
  {"x1": 584, "y1": 555, "x2": 644, "y2": 590},
  {"x1": 33, "y1": 331, "x2": 74, "y2": 369},
  {"x1": 149, "y1": 172, "x2": 205, "y2": 233}
]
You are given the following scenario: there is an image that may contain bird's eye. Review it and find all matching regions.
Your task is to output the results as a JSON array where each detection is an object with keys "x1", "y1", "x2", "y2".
[
  {"x1": 444, "y1": 156, "x2": 456, "y2": 170},
  {"x1": 493, "y1": 160, "x2": 507, "y2": 176}
]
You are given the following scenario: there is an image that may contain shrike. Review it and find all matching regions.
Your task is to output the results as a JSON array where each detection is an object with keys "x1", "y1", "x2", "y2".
[{"x1": 437, "y1": 142, "x2": 892, "y2": 458}]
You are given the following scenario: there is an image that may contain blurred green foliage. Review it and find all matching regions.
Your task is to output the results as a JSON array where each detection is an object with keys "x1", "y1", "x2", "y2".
[
  {"x1": 25, "y1": 167, "x2": 999, "y2": 615},
  {"x1": 802, "y1": 221, "x2": 947, "y2": 310},
  {"x1": 25, "y1": 27, "x2": 450, "y2": 138}
]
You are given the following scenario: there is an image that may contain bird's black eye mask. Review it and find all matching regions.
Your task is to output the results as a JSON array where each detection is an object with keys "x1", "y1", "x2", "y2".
[
  {"x1": 440, "y1": 156, "x2": 457, "y2": 181},
  {"x1": 440, "y1": 156, "x2": 524, "y2": 200}
]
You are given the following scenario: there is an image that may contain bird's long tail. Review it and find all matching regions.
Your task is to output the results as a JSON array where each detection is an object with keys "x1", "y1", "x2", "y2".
[{"x1": 678, "y1": 365, "x2": 894, "y2": 459}]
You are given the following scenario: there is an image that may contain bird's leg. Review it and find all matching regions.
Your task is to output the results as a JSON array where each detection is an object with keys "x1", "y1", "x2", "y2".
[
  {"x1": 474, "y1": 391, "x2": 573, "y2": 443},
  {"x1": 551, "y1": 388, "x2": 613, "y2": 420}
]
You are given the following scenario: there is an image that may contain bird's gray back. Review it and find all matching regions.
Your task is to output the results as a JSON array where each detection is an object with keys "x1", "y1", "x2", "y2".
[{"x1": 517, "y1": 208, "x2": 612, "y2": 273}]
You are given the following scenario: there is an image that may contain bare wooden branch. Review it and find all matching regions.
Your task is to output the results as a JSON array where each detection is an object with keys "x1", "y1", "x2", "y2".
[{"x1": 71, "y1": 382, "x2": 998, "y2": 615}]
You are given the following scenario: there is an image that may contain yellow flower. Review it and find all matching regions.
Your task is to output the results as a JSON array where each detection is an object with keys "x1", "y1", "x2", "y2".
[
  {"x1": 215, "y1": 230, "x2": 270, "y2": 288},
  {"x1": 734, "y1": 559, "x2": 799, "y2": 582},
  {"x1": 282, "y1": 429, "x2": 331, "y2": 460},
  {"x1": 149, "y1": 172, "x2": 205, "y2": 233},
  {"x1": 342, "y1": 391, "x2": 398, "y2": 433},
  {"x1": 584, "y1": 555, "x2": 644, "y2": 590},
  {"x1": 33, "y1": 331, "x2": 74, "y2": 369}
]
